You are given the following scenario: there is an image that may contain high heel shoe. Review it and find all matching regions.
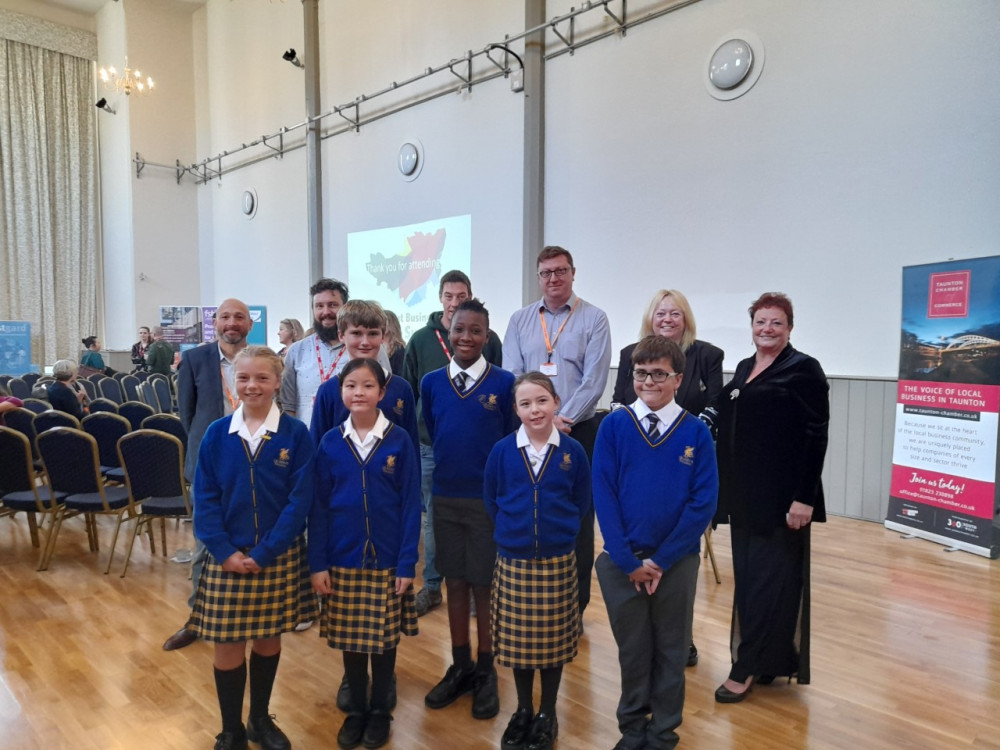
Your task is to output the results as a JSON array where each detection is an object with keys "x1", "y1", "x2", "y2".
[{"x1": 714, "y1": 679, "x2": 753, "y2": 704}]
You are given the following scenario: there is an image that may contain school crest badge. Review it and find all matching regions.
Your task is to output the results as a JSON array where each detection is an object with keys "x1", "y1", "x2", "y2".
[
  {"x1": 274, "y1": 447, "x2": 291, "y2": 468},
  {"x1": 479, "y1": 393, "x2": 499, "y2": 411},
  {"x1": 383, "y1": 454, "x2": 397, "y2": 475},
  {"x1": 559, "y1": 452, "x2": 573, "y2": 471},
  {"x1": 393, "y1": 398, "x2": 405, "y2": 416},
  {"x1": 679, "y1": 446, "x2": 695, "y2": 466}
]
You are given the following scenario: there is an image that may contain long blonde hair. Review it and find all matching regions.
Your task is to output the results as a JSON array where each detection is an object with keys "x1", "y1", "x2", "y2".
[
  {"x1": 638, "y1": 289, "x2": 697, "y2": 352},
  {"x1": 383, "y1": 310, "x2": 406, "y2": 356}
]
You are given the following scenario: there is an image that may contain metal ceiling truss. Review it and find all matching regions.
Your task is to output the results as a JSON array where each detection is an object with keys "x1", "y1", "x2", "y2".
[{"x1": 134, "y1": 0, "x2": 701, "y2": 185}]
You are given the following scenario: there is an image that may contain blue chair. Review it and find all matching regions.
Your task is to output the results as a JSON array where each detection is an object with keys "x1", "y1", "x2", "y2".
[
  {"x1": 98, "y1": 377, "x2": 124, "y2": 405},
  {"x1": 87, "y1": 398, "x2": 119, "y2": 415},
  {"x1": 7, "y1": 378, "x2": 30, "y2": 399},
  {"x1": 21, "y1": 372, "x2": 41, "y2": 387},
  {"x1": 36, "y1": 427, "x2": 133, "y2": 573},
  {"x1": 121, "y1": 375, "x2": 141, "y2": 403},
  {"x1": 78, "y1": 378, "x2": 98, "y2": 402},
  {"x1": 152, "y1": 378, "x2": 173, "y2": 413},
  {"x1": 21, "y1": 398, "x2": 50, "y2": 414},
  {"x1": 119, "y1": 401, "x2": 155, "y2": 431},
  {"x1": 82, "y1": 412, "x2": 131, "y2": 482},
  {"x1": 117, "y1": 430, "x2": 192, "y2": 577},
  {"x1": 141, "y1": 413, "x2": 188, "y2": 456},
  {"x1": 3, "y1": 407, "x2": 43, "y2": 471},
  {"x1": 34, "y1": 409, "x2": 81, "y2": 436},
  {"x1": 138, "y1": 382, "x2": 160, "y2": 412},
  {"x1": 0, "y1": 426, "x2": 74, "y2": 570}
]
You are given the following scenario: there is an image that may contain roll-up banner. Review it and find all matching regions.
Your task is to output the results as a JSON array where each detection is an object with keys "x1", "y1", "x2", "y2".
[{"x1": 887, "y1": 257, "x2": 1000, "y2": 558}]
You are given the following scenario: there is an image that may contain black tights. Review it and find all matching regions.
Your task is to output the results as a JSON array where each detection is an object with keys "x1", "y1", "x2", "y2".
[
  {"x1": 512, "y1": 666, "x2": 563, "y2": 716},
  {"x1": 342, "y1": 648, "x2": 397, "y2": 713}
]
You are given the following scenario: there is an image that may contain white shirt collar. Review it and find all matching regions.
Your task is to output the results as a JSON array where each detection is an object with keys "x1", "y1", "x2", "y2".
[
  {"x1": 343, "y1": 409, "x2": 391, "y2": 445},
  {"x1": 229, "y1": 402, "x2": 281, "y2": 440},
  {"x1": 631, "y1": 398, "x2": 682, "y2": 431},
  {"x1": 448, "y1": 354, "x2": 487, "y2": 383},
  {"x1": 516, "y1": 424, "x2": 562, "y2": 449}
]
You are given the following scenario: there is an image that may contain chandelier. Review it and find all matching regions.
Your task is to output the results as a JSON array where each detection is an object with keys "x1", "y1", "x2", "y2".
[{"x1": 98, "y1": 57, "x2": 154, "y2": 96}]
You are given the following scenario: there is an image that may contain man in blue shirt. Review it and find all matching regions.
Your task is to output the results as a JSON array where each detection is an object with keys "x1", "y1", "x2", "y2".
[{"x1": 503, "y1": 245, "x2": 612, "y2": 621}]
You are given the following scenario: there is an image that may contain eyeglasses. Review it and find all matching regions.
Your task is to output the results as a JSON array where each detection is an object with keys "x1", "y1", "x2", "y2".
[
  {"x1": 538, "y1": 267, "x2": 572, "y2": 280},
  {"x1": 633, "y1": 369, "x2": 679, "y2": 383}
]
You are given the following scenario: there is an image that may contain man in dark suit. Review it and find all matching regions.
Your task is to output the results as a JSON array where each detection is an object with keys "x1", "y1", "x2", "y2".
[{"x1": 163, "y1": 298, "x2": 252, "y2": 651}]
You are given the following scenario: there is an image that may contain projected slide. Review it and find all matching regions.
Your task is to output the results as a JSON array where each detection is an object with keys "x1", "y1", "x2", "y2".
[{"x1": 348, "y1": 215, "x2": 471, "y2": 338}]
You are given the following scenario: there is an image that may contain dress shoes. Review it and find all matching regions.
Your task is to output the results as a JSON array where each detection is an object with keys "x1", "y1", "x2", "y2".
[
  {"x1": 501, "y1": 707, "x2": 533, "y2": 749},
  {"x1": 162, "y1": 626, "x2": 197, "y2": 651},
  {"x1": 337, "y1": 713, "x2": 366, "y2": 750},
  {"x1": 213, "y1": 726, "x2": 248, "y2": 750},
  {"x1": 687, "y1": 642, "x2": 698, "y2": 667},
  {"x1": 471, "y1": 667, "x2": 500, "y2": 719},
  {"x1": 414, "y1": 587, "x2": 443, "y2": 617},
  {"x1": 714, "y1": 681, "x2": 752, "y2": 703},
  {"x1": 361, "y1": 709, "x2": 392, "y2": 748},
  {"x1": 246, "y1": 714, "x2": 290, "y2": 750},
  {"x1": 338, "y1": 673, "x2": 397, "y2": 712},
  {"x1": 425, "y1": 663, "x2": 476, "y2": 709},
  {"x1": 525, "y1": 712, "x2": 558, "y2": 750}
]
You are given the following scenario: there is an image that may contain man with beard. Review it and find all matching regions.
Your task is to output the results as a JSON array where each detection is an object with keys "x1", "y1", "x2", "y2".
[
  {"x1": 163, "y1": 298, "x2": 253, "y2": 651},
  {"x1": 280, "y1": 278, "x2": 390, "y2": 429}
]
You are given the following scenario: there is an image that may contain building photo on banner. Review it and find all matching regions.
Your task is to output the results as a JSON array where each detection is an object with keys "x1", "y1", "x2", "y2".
[{"x1": 888, "y1": 256, "x2": 1000, "y2": 558}]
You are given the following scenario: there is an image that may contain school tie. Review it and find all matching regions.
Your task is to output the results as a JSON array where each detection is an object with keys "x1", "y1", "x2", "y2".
[
  {"x1": 453, "y1": 371, "x2": 468, "y2": 392},
  {"x1": 646, "y1": 413, "x2": 660, "y2": 440}
]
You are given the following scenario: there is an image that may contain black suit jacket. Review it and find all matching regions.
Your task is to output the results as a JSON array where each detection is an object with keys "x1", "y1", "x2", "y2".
[
  {"x1": 177, "y1": 342, "x2": 226, "y2": 481},
  {"x1": 612, "y1": 339, "x2": 725, "y2": 416},
  {"x1": 47, "y1": 381, "x2": 84, "y2": 420},
  {"x1": 715, "y1": 345, "x2": 829, "y2": 531}
]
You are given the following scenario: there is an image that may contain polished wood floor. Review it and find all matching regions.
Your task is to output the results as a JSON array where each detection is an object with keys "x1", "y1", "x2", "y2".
[{"x1": 1, "y1": 513, "x2": 998, "y2": 749}]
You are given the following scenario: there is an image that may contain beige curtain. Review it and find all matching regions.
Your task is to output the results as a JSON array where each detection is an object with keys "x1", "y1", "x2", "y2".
[{"x1": 0, "y1": 38, "x2": 98, "y2": 368}]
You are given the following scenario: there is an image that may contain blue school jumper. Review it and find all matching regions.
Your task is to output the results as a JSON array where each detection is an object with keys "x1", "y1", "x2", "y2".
[{"x1": 309, "y1": 373, "x2": 419, "y2": 451}]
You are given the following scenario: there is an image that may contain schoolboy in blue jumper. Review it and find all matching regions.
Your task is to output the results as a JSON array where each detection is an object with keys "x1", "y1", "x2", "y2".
[
  {"x1": 189, "y1": 346, "x2": 317, "y2": 750},
  {"x1": 484, "y1": 372, "x2": 591, "y2": 750},
  {"x1": 309, "y1": 300, "x2": 419, "y2": 451},
  {"x1": 593, "y1": 335, "x2": 718, "y2": 750},
  {"x1": 309, "y1": 358, "x2": 421, "y2": 749},
  {"x1": 421, "y1": 298, "x2": 516, "y2": 720}
]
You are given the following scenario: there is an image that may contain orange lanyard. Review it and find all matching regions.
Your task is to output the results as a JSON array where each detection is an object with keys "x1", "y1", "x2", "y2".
[
  {"x1": 539, "y1": 298, "x2": 579, "y2": 364},
  {"x1": 434, "y1": 330, "x2": 452, "y2": 362},
  {"x1": 220, "y1": 365, "x2": 239, "y2": 412},
  {"x1": 316, "y1": 340, "x2": 346, "y2": 383}
]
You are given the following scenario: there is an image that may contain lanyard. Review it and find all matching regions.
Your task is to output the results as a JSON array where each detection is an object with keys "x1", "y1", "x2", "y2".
[
  {"x1": 315, "y1": 339, "x2": 346, "y2": 383},
  {"x1": 220, "y1": 365, "x2": 239, "y2": 412},
  {"x1": 434, "y1": 330, "x2": 452, "y2": 362},
  {"x1": 539, "y1": 298, "x2": 579, "y2": 363}
]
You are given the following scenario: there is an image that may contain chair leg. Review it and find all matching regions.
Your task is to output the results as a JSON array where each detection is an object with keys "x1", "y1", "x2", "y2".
[
  {"x1": 704, "y1": 527, "x2": 721, "y2": 584},
  {"x1": 120, "y1": 515, "x2": 144, "y2": 578},
  {"x1": 104, "y1": 511, "x2": 129, "y2": 575},
  {"x1": 160, "y1": 517, "x2": 167, "y2": 556},
  {"x1": 85, "y1": 514, "x2": 99, "y2": 551},
  {"x1": 38, "y1": 510, "x2": 66, "y2": 571},
  {"x1": 27, "y1": 511, "x2": 40, "y2": 548}
]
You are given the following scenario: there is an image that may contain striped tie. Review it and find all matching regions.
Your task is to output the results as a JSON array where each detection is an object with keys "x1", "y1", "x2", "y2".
[{"x1": 647, "y1": 413, "x2": 660, "y2": 440}]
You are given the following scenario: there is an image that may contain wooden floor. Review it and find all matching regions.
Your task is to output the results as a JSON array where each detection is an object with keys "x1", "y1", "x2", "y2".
[{"x1": 1, "y1": 513, "x2": 998, "y2": 749}]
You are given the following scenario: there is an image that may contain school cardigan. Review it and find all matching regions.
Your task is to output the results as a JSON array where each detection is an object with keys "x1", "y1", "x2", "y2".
[
  {"x1": 309, "y1": 422, "x2": 421, "y2": 578},
  {"x1": 194, "y1": 413, "x2": 315, "y2": 569},
  {"x1": 483, "y1": 432, "x2": 592, "y2": 559},
  {"x1": 309, "y1": 373, "x2": 419, "y2": 451},
  {"x1": 420, "y1": 362, "x2": 516, "y2": 499},
  {"x1": 592, "y1": 407, "x2": 718, "y2": 576}
]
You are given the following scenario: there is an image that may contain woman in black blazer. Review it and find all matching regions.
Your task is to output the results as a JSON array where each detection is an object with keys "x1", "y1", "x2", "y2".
[{"x1": 612, "y1": 289, "x2": 724, "y2": 417}]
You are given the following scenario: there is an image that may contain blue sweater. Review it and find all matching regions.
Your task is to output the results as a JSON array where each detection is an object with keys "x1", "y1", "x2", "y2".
[
  {"x1": 310, "y1": 373, "x2": 419, "y2": 452},
  {"x1": 592, "y1": 407, "x2": 718, "y2": 575},
  {"x1": 420, "y1": 363, "x2": 516, "y2": 498},
  {"x1": 483, "y1": 433, "x2": 592, "y2": 559},
  {"x1": 309, "y1": 421, "x2": 421, "y2": 578},
  {"x1": 194, "y1": 414, "x2": 315, "y2": 569}
]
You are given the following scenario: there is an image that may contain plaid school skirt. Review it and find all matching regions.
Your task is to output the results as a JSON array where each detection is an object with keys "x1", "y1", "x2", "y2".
[
  {"x1": 319, "y1": 566, "x2": 418, "y2": 654},
  {"x1": 189, "y1": 536, "x2": 319, "y2": 643},
  {"x1": 491, "y1": 551, "x2": 580, "y2": 669}
]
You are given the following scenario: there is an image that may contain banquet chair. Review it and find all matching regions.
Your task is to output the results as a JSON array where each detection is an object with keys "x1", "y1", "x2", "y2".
[
  {"x1": 7, "y1": 378, "x2": 30, "y2": 399},
  {"x1": 121, "y1": 374, "x2": 141, "y2": 403},
  {"x1": 36, "y1": 427, "x2": 132, "y2": 573},
  {"x1": 138, "y1": 382, "x2": 161, "y2": 412},
  {"x1": 87, "y1": 398, "x2": 119, "y2": 415},
  {"x1": 98, "y1": 377, "x2": 125, "y2": 405},
  {"x1": 21, "y1": 372, "x2": 41, "y2": 387},
  {"x1": 21, "y1": 398, "x2": 50, "y2": 414},
  {"x1": 34, "y1": 409, "x2": 81, "y2": 435},
  {"x1": 3, "y1": 407, "x2": 43, "y2": 473},
  {"x1": 78, "y1": 378, "x2": 98, "y2": 402},
  {"x1": 82, "y1": 412, "x2": 131, "y2": 482},
  {"x1": 0, "y1": 427, "x2": 74, "y2": 570},
  {"x1": 119, "y1": 401, "x2": 155, "y2": 431},
  {"x1": 87, "y1": 373, "x2": 105, "y2": 384},
  {"x1": 117, "y1": 430, "x2": 191, "y2": 577},
  {"x1": 151, "y1": 378, "x2": 174, "y2": 413},
  {"x1": 141, "y1": 413, "x2": 188, "y2": 455}
]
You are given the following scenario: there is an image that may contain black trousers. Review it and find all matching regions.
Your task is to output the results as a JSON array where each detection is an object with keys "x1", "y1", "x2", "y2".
[{"x1": 569, "y1": 412, "x2": 605, "y2": 616}]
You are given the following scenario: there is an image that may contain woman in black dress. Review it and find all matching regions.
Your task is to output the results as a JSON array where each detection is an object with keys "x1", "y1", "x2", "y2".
[{"x1": 713, "y1": 292, "x2": 829, "y2": 703}]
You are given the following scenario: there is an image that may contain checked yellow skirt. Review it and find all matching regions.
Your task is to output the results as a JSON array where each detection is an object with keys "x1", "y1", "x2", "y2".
[{"x1": 319, "y1": 566, "x2": 418, "y2": 654}]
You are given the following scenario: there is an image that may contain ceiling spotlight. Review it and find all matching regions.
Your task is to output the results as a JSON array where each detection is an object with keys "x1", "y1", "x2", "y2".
[
  {"x1": 282, "y1": 48, "x2": 304, "y2": 68},
  {"x1": 95, "y1": 97, "x2": 116, "y2": 114}
]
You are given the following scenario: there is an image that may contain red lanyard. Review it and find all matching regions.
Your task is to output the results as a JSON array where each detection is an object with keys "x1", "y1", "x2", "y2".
[
  {"x1": 539, "y1": 298, "x2": 579, "y2": 363},
  {"x1": 316, "y1": 339, "x2": 346, "y2": 383},
  {"x1": 434, "y1": 330, "x2": 452, "y2": 362}
]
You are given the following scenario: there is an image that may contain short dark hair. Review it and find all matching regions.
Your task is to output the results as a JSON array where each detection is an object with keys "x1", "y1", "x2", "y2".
[
  {"x1": 749, "y1": 292, "x2": 794, "y2": 328},
  {"x1": 340, "y1": 357, "x2": 387, "y2": 391},
  {"x1": 82, "y1": 336, "x2": 98, "y2": 349},
  {"x1": 632, "y1": 335, "x2": 686, "y2": 374},
  {"x1": 453, "y1": 298, "x2": 489, "y2": 326},
  {"x1": 536, "y1": 245, "x2": 574, "y2": 269},
  {"x1": 310, "y1": 277, "x2": 349, "y2": 302},
  {"x1": 439, "y1": 270, "x2": 472, "y2": 297}
]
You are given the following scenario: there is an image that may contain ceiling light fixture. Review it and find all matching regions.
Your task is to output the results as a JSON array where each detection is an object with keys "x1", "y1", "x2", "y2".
[{"x1": 98, "y1": 56, "x2": 154, "y2": 96}]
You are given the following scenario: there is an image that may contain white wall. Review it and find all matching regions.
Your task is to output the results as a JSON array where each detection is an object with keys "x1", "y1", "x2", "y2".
[{"x1": 544, "y1": 0, "x2": 1000, "y2": 377}]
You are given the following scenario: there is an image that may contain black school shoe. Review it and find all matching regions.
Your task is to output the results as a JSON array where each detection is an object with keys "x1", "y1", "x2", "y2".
[
  {"x1": 687, "y1": 642, "x2": 699, "y2": 667},
  {"x1": 361, "y1": 710, "x2": 392, "y2": 748},
  {"x1": 501, "y1": 707, "x2": 533, "y2": 749},
  {"x1": 246, "y1": 714, "x2": 290, "y2": 750},
  {"x1": 214, "y1": 726, "x2": 248, "y2": 750},
  {"x1": 337, "y1": 713, "x2": 366, "y2": 750},
  {"x1": 471, "y1": 667, "x2": 500, "y2": 719},
  {"x1": 337, "y1": 674, "x2": 398, "y2": 712},
  {"x1": 425, "y1": 663, "x2": 476, "y2": 709},
  {"x1": 525, "y1": 712, "x2": 558, "y2": 750}
]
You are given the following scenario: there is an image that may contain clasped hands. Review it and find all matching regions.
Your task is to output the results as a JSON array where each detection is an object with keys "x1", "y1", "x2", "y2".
[
  {"x1": 628, "y1": 559, "x2": 662, "y2": 595},
  {"x1": 222, "y1": 550, "x2": 262, "y2": 574}
]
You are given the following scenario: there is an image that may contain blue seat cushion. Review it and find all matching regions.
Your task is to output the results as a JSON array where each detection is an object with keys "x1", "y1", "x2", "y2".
[
  {"x1": 140, "y1": 496, "x2": 189, "y2": 517},
  {"x1": 2, "y1": 490, "x2": 68, "y2": 512},
  {"x1": 64, "y1": 486, "x2": 131, "y2": 511}
]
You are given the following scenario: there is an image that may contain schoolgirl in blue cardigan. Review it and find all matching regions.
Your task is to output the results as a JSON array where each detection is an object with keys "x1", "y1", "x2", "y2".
[
  {"x1": 309, "y1": 358, "x2": 421, "y2": 750},
  {"x1": 484, "y1": 372, "x2": 591, "y2": 750}
]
